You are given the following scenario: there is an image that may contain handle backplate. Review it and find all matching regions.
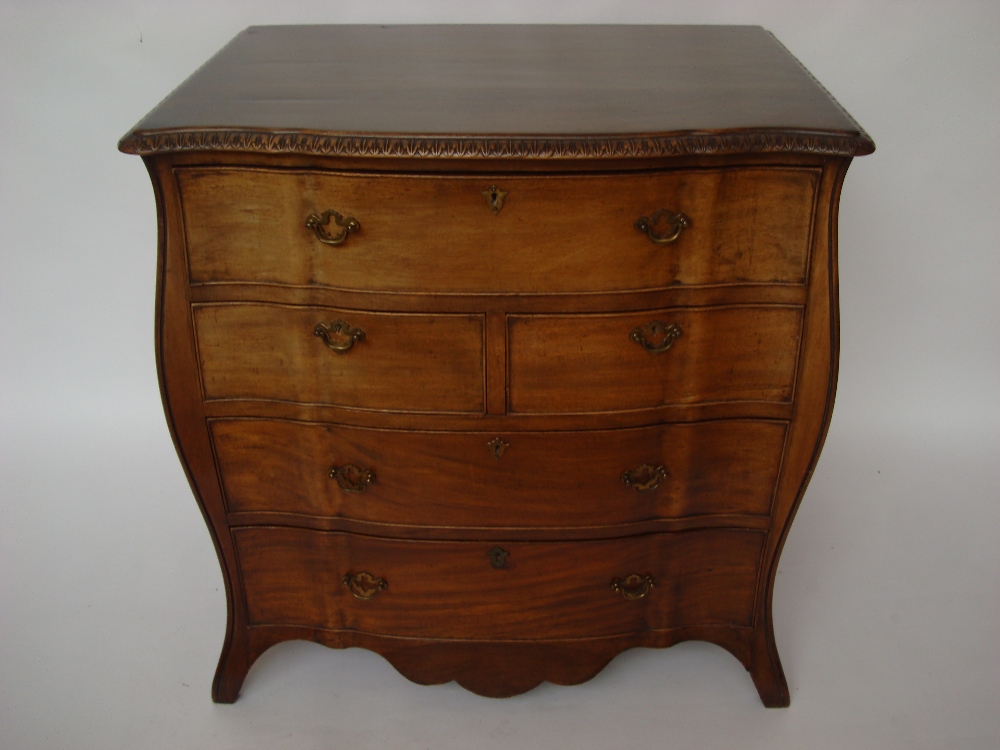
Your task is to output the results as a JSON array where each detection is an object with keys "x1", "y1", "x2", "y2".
[
  {"x1": 343, "y1": 571, "x2": 387, "y2": 600},
  {"x1": 314, "y1": 319, "x2": 365, "y2": 353},
  {"x1": 329, "y1": 463, "x2": 376, "y2": 493},
  {"x1": 630, "y1": 320, "x2": 682, "y2": 354},
  {"x1": 612, "y1": 573, "x2": 656, "y2": 601},
  {"x1": 621, "y1": 464, "x2": 668, "y2": 492},
  {"x1": 306, "y1": 208, "x2": 360, "y2": 246},
  {"x1": 634, "y1": 208, "x2": 690, "y2": 245}
]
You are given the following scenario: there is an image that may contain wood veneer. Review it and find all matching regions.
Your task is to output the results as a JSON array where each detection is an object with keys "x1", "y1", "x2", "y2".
[
  {"x1": 234, "y1": 528, "x2": 764, "y2": 639},
  {"x1": 507, "y1": 305, "x2": 804, "y2": 413},
  {"x1": 178, "y1": 166, "x2": 818, "y2": 292},
  {"x1": 120, "y1": 24, "x2": 872, "y2": 707},
  {"x1": 211, "y1": 418, "x2": 787, "y2": 525}
]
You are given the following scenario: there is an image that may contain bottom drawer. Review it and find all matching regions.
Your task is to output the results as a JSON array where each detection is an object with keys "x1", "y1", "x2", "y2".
[{"x1": 234, "y1": 527, "x2": 763, "y2": 640}]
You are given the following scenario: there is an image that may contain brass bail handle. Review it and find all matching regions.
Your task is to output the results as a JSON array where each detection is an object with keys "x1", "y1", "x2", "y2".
[
  {"x1": 343, "y1": 572, "x2": 387, "y2": 600},
  {"x1": 630, "y1": 320, "x2": 682, "y2": 354},
  {"x1": 314, "y1": 319, "x2": 366, "y2": 353},
  {"x1": 635, "y1": 208, "x2": 690, "y2": 245},
  {"x1": 621, "y1": 464, "x2": 668, "y2": 492},
  {"x1": 612, "y1": 573, "x2": 656, "y2": 601},
  {"x1": 329, "y1": 463, "x2": 376, "y2": 493},
  {"x1": 306, "y1": 208, "x2": 360, "y2": 246}
]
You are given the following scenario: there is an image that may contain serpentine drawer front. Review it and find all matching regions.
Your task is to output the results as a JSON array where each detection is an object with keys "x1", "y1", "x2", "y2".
[
  {"x1": 234, "y1": 527, "x2": 764, "y2": 639},
  {"x1": 178, "y1": 167, "x2": 818, "y2": 292},
  {"x1": 211, "y1": 418, "x2": 788, "y2": 526},
  {"x1": 507, "y1": 305, "x2": 804, "y2": 413},
  {"x1": 120, "y1": 25, "x2": 872, "y2": 706},
  {"x1": 193, "y1": 303, "x2": 485, "y2": 412}
]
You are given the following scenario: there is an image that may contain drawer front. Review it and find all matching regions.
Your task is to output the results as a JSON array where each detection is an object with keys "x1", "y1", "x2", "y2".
[
  {"x1": 508, "y1": 305, "x2": 803, "y2": 414},
  {"x1": 234, "y1": 527, "x2": 763, "y2": 639},
  {"x1": 178, "y1": 167, "x2": 817, "y2": 293},
  {"x1": 193, "y1": 303, "x2": 485, "y2": 413},
  {"x1": 213, "y1": 418, "x2": 786, "y2": 525}
]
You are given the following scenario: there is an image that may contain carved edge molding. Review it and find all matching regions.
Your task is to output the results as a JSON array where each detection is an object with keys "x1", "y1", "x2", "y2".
[{"x1": 118, "y1": 128, "x2": 875, "y2": 158}]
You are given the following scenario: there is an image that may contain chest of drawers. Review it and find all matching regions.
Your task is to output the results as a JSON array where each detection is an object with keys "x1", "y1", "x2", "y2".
[{"x1": 119, "y1": 24, "x2": 872, "y2": 706}]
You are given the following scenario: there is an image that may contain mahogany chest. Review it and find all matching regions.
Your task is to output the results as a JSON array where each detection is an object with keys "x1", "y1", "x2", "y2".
[{"x1": 119, "y1": 25, "x2": 873, "y2": 706}]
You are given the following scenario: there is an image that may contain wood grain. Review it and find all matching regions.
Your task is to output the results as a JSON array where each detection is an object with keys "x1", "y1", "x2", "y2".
[
  {"x1": 234, "y1": 527, "x2": 763, "y2": 639},
  {"x1": 125, "y1": 25, "x2": 871, "y2": 707},
  {"x1": 242, "y1": 627, "x2": 758, "y2": 698},
  {"x1": 119, "y1": 25, "x2": 873, "y2": 157},
  {"x1": 193, "y1": 303, "x2": 485, "y2": 413},
  {"x1": 178, "y1": 166, "x2": 817, "y2": 293},
  {"x1": 211, "y1": 418, "x2": 787, "y2": 525},
  {"x1": 508, "y1": 305, "x2": 803, "y2": 413}
]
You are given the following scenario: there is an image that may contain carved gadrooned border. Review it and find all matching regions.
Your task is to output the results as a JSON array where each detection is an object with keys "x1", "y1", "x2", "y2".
[{"x1": 118, "y1": 128, "x2": 875, "y2": 158}]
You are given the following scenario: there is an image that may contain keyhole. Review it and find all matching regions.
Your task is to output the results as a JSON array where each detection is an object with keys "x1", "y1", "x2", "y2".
[
  {"x1": 488, "y1": 545, "x2": 509, "y2": 569},
  {"x1": 482, "y1": 185, "x2": 507, "y2": 214}
]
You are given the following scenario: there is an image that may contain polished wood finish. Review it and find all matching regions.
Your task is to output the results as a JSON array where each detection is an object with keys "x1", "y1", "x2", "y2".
[
  {"x1": 508, "y1": 305, "x2": 803, "y2": 413},
  {"x1": 122, "y1": 25, "x2": 872, "y2": 707},
  {"x1": 178, "y1": 167, "x2": 817, "y2": 292},
  {"x1": 235, "y1": 527, "x2": 763, "y2": 638},
  {"x1": 118, "y1": 25, "x2": 874, "y2": 158},
  {"x1": 211, "y1": 418, "x2": 787, "y2": 525},
  {"x1": 193, "y1": 303, "x2": 485, "y2": 412}
]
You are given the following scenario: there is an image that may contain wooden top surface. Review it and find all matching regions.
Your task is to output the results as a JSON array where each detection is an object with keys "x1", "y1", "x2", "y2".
[{"x1": 119, "y1": 25, "x2": 873, "y2": 159}]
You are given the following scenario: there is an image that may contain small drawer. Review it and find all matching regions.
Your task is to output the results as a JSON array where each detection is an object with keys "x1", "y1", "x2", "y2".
[
  {"x1": 178, "y1": 166, "x2": 817, "y2": 294},
  {"x1": 213, "y1": 418, "x2": 786, "y2": 526},
  {"x1": 234, "y1": 527, "x2": 763, "y2": 639},
  {"x1": 193, "y1": 303, "x2": 485, "y2": 413},
  {"x1": 508, "y1": 305, "x2": 803, "y2": 414}
]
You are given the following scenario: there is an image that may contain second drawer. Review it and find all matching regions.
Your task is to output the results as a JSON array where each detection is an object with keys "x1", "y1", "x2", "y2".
[
  {"x1": 193, "y1": 303, "x2": 485, "y2": 413},
  {"x1": 212, "y1": 418, "x2": 787, "y2": 526},
  {"x1": 508, "y1": 304, "x2": 804, "y2": 414}
]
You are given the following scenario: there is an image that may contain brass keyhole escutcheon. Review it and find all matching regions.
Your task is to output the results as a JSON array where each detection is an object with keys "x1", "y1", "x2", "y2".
[
  {"x1": 482, "y1": 185, "x2": 507, "y2": 214},
  {"x1": 487, "y1": 437, "x2": 509, "y2": 461},
  {"x1": 488, "y1": 546, "x2": 509, "y2": 569}
]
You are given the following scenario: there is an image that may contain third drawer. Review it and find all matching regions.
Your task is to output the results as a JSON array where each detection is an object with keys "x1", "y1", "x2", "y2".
[{"x1": 212, "y1": 418, "x2": 787, "y2": 526}]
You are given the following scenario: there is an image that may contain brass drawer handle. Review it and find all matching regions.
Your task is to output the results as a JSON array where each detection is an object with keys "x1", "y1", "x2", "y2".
[
  {"x1": 612, "y1": 573, "x2": 656, "y2": 601},
  {"x1": 635, "y1": 208, "x2": 690, "y2": 245},
  {"x1": 306, "y1": 208, "x2": 360, "y2": 246},
  {"x1": 630, "y1": 320, "x2": 682, "y2": 354},
  {"x1": 621, "y1": 464, "x2": 668, "y2": 492},
  {"x1": 343, "y1": 571, "x2": 387, "y2": 600},
  {"x1": 329, "y1": 463, "x2": 376, "y2": 493},
  {"x1": 314, "y1": 319, "x2": 365, "y2": 353}
]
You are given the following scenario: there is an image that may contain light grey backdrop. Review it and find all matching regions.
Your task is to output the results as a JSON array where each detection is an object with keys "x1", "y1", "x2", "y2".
[{"x1": 2, "y1": 1, "x2": 998, "y2": 748}]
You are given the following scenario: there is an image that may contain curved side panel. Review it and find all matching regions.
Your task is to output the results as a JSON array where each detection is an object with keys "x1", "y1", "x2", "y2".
[
  {"x1": 145, "y1": 156, "x2": 251, "y2": 703},
  {"x1": 139, "y1": 151, "x2": 853, "y2": 707},
  {"x1": 748, "y1": 156, "x2": 852, "y2": 707}
]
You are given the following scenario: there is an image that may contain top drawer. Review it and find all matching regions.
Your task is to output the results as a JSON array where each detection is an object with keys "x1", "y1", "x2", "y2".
[{"x1": 177, "y1": 167, "x2": 818, "y2": 294}]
